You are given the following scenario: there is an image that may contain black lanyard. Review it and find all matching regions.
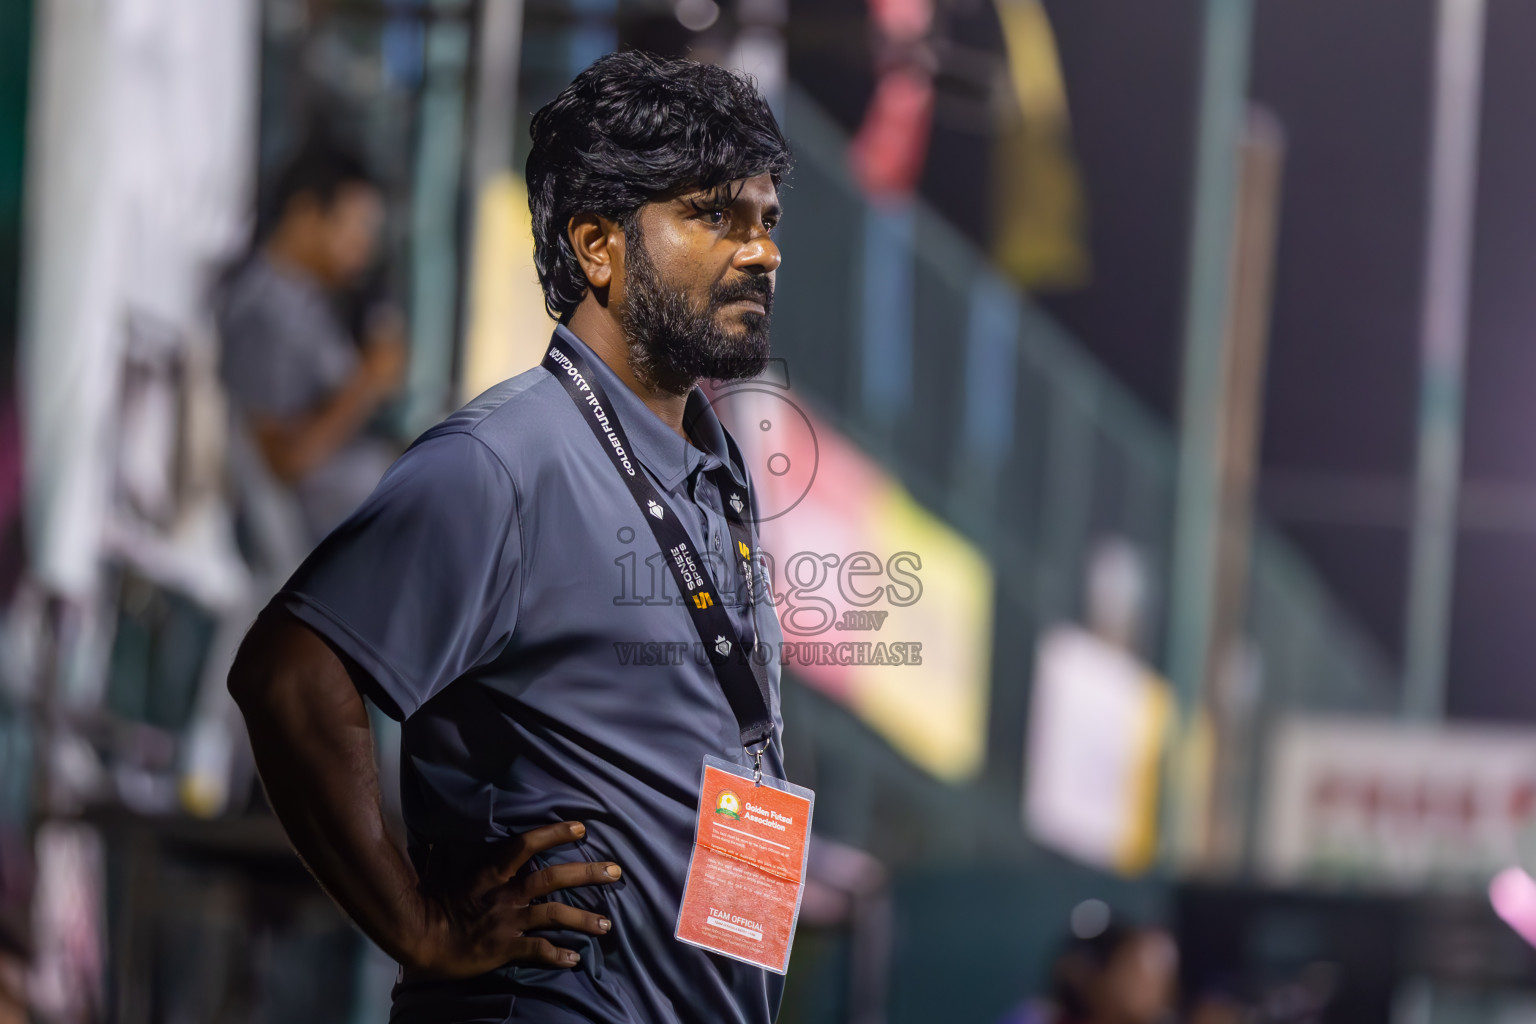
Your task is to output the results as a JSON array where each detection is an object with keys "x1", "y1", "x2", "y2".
[{"x1": 543, "y1": 334, "x2": 774, "y2": 751}]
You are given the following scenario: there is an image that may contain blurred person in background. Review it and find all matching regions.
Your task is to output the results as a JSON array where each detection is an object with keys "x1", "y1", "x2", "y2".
[
  {"x1": 215, "y1": 144, "x2": 407, "y2": 552},
  {"x1": 1003, "y1": 922, "x2": 1180, "y2": 1024},
  {"x1": 180, "y1": 144, "x2": 410, "y2": 824}
]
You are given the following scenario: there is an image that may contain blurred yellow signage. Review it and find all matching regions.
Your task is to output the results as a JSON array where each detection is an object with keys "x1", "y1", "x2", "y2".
[
  {"x1": 462, "y1": 172, "x2": 556, "y2": 402},
  {"x1": 714, "y1": 389, "x2": 995, "y2": 782}
]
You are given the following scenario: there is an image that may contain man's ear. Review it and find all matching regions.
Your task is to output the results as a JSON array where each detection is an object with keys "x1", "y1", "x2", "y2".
[{"x1": 568, "y1": 212, "x2": 622, "y2": 290}]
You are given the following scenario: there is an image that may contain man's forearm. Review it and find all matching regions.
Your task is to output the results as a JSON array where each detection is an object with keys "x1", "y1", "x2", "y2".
[{"x1": 229, "y1": 609, "x2": 424, "y2": 964}]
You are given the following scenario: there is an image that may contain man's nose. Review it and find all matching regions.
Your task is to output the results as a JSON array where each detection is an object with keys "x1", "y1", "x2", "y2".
[{"x1": 734, "y1": 233, "x2": 782, "y2": 274}]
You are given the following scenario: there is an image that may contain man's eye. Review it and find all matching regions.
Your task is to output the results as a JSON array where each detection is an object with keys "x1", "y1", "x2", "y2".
[{"x1": 706, "y1": 209, "x2": 726, "y2": 225}]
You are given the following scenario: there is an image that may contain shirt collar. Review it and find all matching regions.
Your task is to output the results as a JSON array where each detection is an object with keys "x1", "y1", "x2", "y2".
[{"x1": 555, "y1": 325, "x2": 745, "y2": 492}]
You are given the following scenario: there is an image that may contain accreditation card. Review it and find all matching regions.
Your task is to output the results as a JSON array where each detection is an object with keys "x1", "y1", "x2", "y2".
[{"x1": 674, "y1": 755, "x2": 815, "y2": 973}]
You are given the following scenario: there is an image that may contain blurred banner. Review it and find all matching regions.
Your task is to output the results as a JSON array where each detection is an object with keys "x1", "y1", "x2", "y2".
[
  {"x1": 1024, "y1": 624, "x2": 1170, "y2": 875},
  {"x1": 715, "y1": 389, "x2": 994, "y2": 782},
  {"x1": 1262, "y1": 716, "x2": 1536, "y2": 889}
]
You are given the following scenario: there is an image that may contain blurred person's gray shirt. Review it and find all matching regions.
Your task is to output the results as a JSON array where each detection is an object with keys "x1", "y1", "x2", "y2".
[{"x1": 216, "y1": 253, "x2": 395, "y2": 544}]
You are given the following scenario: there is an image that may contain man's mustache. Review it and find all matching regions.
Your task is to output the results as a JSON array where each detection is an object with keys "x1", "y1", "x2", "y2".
[{"x1": 711, "y1": 275, "x2": 774, "y2": 313}]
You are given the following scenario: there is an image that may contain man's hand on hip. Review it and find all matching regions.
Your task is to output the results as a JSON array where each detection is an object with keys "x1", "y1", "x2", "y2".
[
  {"x1": 228, "y1": 612, "x2": 621, "y2": 985},
  {"x1": 407, "y1": 821, "x2": 621, "y2": 978}
]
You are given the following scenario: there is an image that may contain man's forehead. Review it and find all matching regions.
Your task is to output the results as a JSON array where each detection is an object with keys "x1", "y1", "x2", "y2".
[{"x1": 680, "y1": 174, "x2": 779, "y2": 204}]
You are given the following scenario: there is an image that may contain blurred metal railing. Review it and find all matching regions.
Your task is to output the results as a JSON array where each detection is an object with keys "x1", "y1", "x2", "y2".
[{"x1": 770, "y1": 86, "x2": 1396, "y2": 775}]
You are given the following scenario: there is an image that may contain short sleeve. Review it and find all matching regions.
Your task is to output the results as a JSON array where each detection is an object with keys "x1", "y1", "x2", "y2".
[{"x1": 273, "y1": 431, "x2": 522, "y2": 719}]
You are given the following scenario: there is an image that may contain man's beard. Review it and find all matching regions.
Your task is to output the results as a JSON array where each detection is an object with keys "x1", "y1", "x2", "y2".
[{"x1": 619, "y1": 227, "x2": 773, "y2": 396}]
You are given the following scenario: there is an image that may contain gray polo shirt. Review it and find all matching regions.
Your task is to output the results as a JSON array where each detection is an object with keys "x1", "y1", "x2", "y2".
[{"x1": 274, "y1": 326, "x2": 786, "y2": 1024}]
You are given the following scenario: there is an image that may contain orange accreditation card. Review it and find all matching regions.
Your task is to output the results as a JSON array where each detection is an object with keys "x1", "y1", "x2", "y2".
[{"x1": 674, "y1": 755, "x2": 815, "y2": 974}]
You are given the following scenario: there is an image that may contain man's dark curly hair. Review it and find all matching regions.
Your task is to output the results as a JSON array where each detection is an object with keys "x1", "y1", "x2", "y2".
[{"x1": 526, "y1": 51, "x2": 794, "y2": 321}]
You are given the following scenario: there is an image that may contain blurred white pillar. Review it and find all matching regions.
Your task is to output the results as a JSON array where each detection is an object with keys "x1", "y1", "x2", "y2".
[
  {"x1": 469, "y1": 0, "x2": 524, "y2": 193},
  {"x1": 728, "y1": 0, "x2": 787, "y2": 113},
  {"x1": 20, "y1": 0, "x2": 258, "y2": 602},
  {"x1": 21, "y1": 0, "x2": 126, "y2": 602},
  {"x1": 1403, "y1": 0, "x2": 1486, "y2": 721}
]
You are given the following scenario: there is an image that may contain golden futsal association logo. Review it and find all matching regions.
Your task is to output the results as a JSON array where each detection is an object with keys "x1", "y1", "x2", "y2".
[{"x1": 715, "y1": 790, "x2": 741, "y2": 820}]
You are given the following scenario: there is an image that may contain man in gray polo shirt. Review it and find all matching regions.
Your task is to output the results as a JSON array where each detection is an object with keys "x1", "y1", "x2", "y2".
[{"x1": 228, "y1": 52, "x2": 794, "y2": 1023}]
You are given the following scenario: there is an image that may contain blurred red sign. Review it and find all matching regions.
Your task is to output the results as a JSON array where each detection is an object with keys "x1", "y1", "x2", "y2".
[{"x1": 1262, "y1": 717, "x2": 1536, "y2": 889}]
